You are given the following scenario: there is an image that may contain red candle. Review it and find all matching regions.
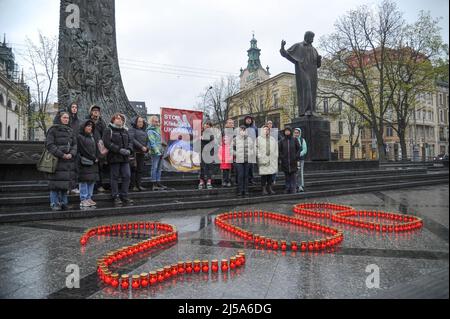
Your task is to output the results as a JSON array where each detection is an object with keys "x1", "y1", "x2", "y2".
[
  {"x1": 140, "y1": 273, "x2": 149, "y2": 288},
  {"x1": 238, "y1": 252, "x2": 246, "y2": 265},
  {"x1": 171, "y1": 264, "x2": 178, "y2": 276},
  {"x1": 235, "y1": 255, "x2": 242, "y2": 267},
  {"x1": 149, "y1": 271, "x2": 157, "y2": 285},
  {"x1": 272, "y1": 241, "x2": 279, "y2": 250},
  {"x1": 281, "y1": 240, "x2": 287, "y2": 251},
  {"x1": 291, "y1": 241, "x2": 298, "y2": 252},
  {"x1": 221, "y1": 259, "x2": 229, "y2": 272},
  {"x1": 111, "y1": 273, "x2": 119, "y2": 288},
  {"x1": 193, "y1": 260, "x2": 201, "y2": 273},
  {"x1": 202, "y1": 260, "x2": 209, "y2": 273},
  {"x1": 177, "y1": 262, "x2": 185, "y2": 274},
  {"x1": 157, "y1": 269, "x2": 165, "y2": 283},
  {"x1": 230, "y1": 257, "x2": 236, "y2": 270},
  {"x1": 164, "y1": 266, "x2": 172, "y2": 279},
  {"x1": 185, "y1": 261, "x2": 193, "y2": 274},
  {"x1": 121, "y1": 274, "x2": 129, "y2": 289},
  {"x1": 131, "y1": 275, "x2": 140, "y2": 289},
  {"x1": 211, "y1": 260, "x2": 219, "y2": 273},
  {"x1": 300, "y1": 242, "x2": 307, "y2": 252}
]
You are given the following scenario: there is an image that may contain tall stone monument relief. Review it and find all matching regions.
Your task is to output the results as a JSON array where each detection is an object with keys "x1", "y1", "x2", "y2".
[
  {"x1": 280, "y1": 31, "x2": 331, "y2": 161},
  {"x1": 58, "y1": 0, "x2": 137, "y2": 121}
]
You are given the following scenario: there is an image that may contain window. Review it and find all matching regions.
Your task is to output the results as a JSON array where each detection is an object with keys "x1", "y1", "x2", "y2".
[
  {"x1": 338, "y1": 121, "x2": 344, "y2": 134},
  {"x1": 338, "y1": 101, "x2": 343, "y2": 112},
  {"x1": 440, "y1": 110, "x2": 444, "y2": 123},
  {"x1": 386, "y1": 126, "x2": 394, "y2": 137},
  {"x1": 439, "y1": 94, "x2": 443, "y2": 105},
  {"x1": 0, "y1": 93, "x2": 3, "y2": 105},
  {"x1": 0, "y1": 122, "x2": 2, "y2": 137},
  {"x1": 323, "y1": 99, "x2": 329, "y2": 113},
  {"x1": 428, "y1": 111, "x2": 432, "y2": 121},
  {"x1": 339, "y1": 146, "x2": 344, "y2": 160},
  {"x1": 7, "y1": 100, "x2": 12, "y2": 109},
  {"x1": 7, "y1": 126, "x2": 10, "y2": 139},
  {"x1": 14, "y1": 128, "x2": 18, "y2": 140},
  {"x1": 273, "y1": 93, "x2": 279, "y2": 108},
  {"x1": 259, "y1": 95, "x2": 264, "y2": 110}
]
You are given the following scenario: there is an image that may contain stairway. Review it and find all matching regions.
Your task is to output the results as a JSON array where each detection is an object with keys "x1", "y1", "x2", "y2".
[{"x1": 0, "y1": 165, "x2": 447, "y2": 223}]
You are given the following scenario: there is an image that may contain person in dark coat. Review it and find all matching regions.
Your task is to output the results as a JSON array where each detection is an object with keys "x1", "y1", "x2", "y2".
[
  {"x1": 103, "y1": 113, "x2": 134, "y2": 206},
  {"x1": 77, "y1": 120, "x2": 99, "y2": 208},
  {"x1": 244, "y1": 115, "x2": 258, "y2": 185},
  {"x1": 198, "y1": 120, "x2": 216, "y2": 190},
  {"x1": 128, "y1": 116, "x2": 149, "y2": 191},
  {"x1": 45, "y1": 111, "x2": 77, "y2": 211},
  {"x1": 68, "y1": 102, "x2": 81, "y2": 194},
  {"x1": 278, "y1": 127, "x2": 300, "y2": 194},
  {"x1": 85, "y1": 104, "x2": 107, "y2": 192}
]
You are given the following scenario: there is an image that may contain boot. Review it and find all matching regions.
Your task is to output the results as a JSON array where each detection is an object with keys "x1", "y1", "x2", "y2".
[
  {"x1": 262, "y1": 185, "x2": 268, "y2": 195},
  {"x1": 198, "y1": 179, "x2": 205, "y2": 190},
  {"x1": 157, "y1": 182, "x2": 168, "y2": 190},
  {"x1": 268, "y1": 184, "x2": 276, "y2": 195},
  {"x1": 152, "y1": 182, "x2": 161, "y2": 191},
  {"x1": 206, "y1": 179, "x2": 213, "y2": 189}
]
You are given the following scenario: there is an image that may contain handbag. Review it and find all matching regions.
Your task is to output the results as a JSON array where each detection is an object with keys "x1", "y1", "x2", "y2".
[
  {"x1": 36, "y1": 149, "x2": 59, "y2": 173},
  {"x1": 80, "y1": 156, "x2": 95, "y2": 166}
]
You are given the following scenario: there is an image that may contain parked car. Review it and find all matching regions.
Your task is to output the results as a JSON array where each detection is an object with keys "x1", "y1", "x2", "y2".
[{"x1": 433, "y1": 154, "x2": 449, "y2": 161}]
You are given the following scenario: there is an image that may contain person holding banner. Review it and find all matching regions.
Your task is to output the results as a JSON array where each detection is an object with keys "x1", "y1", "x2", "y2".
[{"x1": 147, "y1": 116, "x2": 167, "y2": 191}]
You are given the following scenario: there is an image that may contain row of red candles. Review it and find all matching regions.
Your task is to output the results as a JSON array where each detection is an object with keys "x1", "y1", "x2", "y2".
[
  {"x1": 293, "y1": 203, "x2": 423, "y2": 232},
  {"x1": 80, "y1": 222, "x2": 174, "y2": 246},
  {"x1": 214, "y1": 210, "x2": 344, "y2": 252},
  {"x1": 98, "y1": 252, "x2": 246, "y2": 290}
]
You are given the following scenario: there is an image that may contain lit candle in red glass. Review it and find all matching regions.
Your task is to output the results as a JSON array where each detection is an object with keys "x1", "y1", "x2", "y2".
[
  {"x1": 171, "y1": 264, "x2": 178, "y2": 276},
  {"x1": 235, "y1": 255, "x2": 242, "y2": 267},
  {"x1": 111, "y1": 273, "x2": 119, "y2": 288},
  {"x1": 308, "y1": 241, "x2": 314, "y2": 251},
  {"x1": 281, "y1": 240, "x2": 287, "y2": 251},
  {"x1": 149, "y1": 271, "x2": 157, "y2": 285},
  {"x1": 230, "y1": 257, "x2": 236, "y2": 270},
  {"x1": 211, "y1": 260, "x2": 219, "y2": 273},
  {"x1": 164, "y1": 266, "x2": 172, "y2": 279},
  {"x1": 121, "y1": 274, "x2": 129, "y2": 289},
  {"x1": 177, "y1": 262, "x2": 185, "y2": 274},
  {"x1": 291, "y1": 241, "x2": 298, "y2": 252},
  {"x1": 104, "y1": 271, "x2": 112, "y2": 285},
  {"x1": 131, "y1": 275, "x2": 140, "y2": 289},
  {"x1": 185, "y1": 261, "x2": 193, "y2": 274},
  {"x1": 238, "y1": 252, "x2": 245, "y2": 265},
  {"x1": 193, "y1": 260, "x2": 201, "y2": 273},
  {"x1": 140, "y1": 273, "x2": 149, "y2": 288},
  {"x1": 301, "y1": 242, "x2": 307, "y2": 252},
  {"x1": 272, "y1": 240, "x2": 279, "y2": 250},
  {"x1": 202, "y1": 260, "x2": 209, "y2": 273},
  {"x1": 221, "y1": 259, "x2": 229, "y2": 272},
  {"x1": 157, "y1": 269, "x2": 165, "y2": 283}
]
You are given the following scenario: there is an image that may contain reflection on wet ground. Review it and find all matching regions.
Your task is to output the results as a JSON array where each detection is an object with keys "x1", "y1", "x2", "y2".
[{"x1": 0, "y1": 185, "x2": 448, "y2": 299}]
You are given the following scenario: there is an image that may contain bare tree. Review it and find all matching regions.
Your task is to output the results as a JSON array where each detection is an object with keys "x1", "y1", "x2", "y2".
[
  {"x1": 239, "y1": 84, "x2": 275, "y2": 125},
  {"x1": 383, "y1": 12, "x2": 447, "y2": 160},
  {"x1": 21, "y1": 32, "x2": 58, "y2": 135},
  {"x1": 319, "y1": 0, "x2": 403, "y2": 160},
  {"x1": 341, "y1": 105, "x2": 365, "y2": 160},
  {"x1": 197, "y1": 75, "x2": 240, "y2": 131}
]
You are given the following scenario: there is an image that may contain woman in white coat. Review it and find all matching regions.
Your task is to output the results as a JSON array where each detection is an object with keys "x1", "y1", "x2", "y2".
[{"x1": 257, "y1": 124, "x2": 279, "y2": 195}]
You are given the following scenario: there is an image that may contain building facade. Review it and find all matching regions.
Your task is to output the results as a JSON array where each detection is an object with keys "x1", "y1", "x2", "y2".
[{"x1": 0, "y1": 38, "x2": 29, "y2": 141}]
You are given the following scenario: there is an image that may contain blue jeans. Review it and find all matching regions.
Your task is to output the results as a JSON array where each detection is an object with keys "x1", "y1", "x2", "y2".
[
  {"x1": 50, "y1": 191, "x2": 68, "y2": 207},
  {"x1": 151, "y1": 155, "x2": 163, "y2": 182},
  {"x1": 79, "y1": 183, "x2": 95, "y2": 201}
]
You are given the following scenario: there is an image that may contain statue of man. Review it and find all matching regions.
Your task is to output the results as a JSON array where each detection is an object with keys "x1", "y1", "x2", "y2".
[{"x1": 280, "y1": 31, "x2": 322, "y2": 116}]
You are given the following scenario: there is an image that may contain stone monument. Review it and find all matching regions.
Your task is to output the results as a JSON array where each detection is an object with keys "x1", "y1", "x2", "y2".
[
  {"x1": 280, "y1": 31, "x2": 330, "y2": 161},
  {"x1": 58, "y1": 0, "x2": 137, "y2": 121}
]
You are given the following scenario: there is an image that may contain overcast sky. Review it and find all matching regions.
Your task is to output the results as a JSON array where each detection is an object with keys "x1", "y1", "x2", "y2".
[{"x1": 1, "y1": 0, "x2": 448, "y2": 114}]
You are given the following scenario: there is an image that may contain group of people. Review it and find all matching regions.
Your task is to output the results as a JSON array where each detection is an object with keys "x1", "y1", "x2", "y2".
[
  {"x1": 199, "y1": 115, "x2": 307, "y2": 197},
  {"x1": 44, "y1": 105, "x2": 307, "y2": 211},
  {"x1": 44, "y1": 103, "x2": 166, "y2": 210}
]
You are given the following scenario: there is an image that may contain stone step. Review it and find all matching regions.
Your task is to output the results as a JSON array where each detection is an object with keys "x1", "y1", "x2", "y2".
[
  {"x1": 0, "y1": 167, "x2": 431, "y2": 193},
  {"x1": 0, "y1": 171, "x2": 447, "y2": 207},
  {"x1": 0, "y1": 176, "x2": 447, "y2": 223}
]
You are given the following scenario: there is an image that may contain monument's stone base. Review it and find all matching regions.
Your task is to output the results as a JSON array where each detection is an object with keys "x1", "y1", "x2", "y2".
[{"x1": 288, "y1": 115, "x2": 331, "y2": 161}]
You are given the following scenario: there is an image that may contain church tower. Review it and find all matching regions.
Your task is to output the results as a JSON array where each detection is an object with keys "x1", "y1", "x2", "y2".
[{"x1": 239, "y1": 33, "x2": 270, "y2": 91}]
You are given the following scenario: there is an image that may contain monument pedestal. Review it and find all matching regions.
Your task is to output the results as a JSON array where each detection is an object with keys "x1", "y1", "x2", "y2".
[{"x1": 289, "y1": 115, "x2": 331, "y2": 161}]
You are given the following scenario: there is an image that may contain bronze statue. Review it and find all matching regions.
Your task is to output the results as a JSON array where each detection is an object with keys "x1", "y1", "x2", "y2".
[{"x1": 280, "y1": 31, "x2": 322, "y2": 116}]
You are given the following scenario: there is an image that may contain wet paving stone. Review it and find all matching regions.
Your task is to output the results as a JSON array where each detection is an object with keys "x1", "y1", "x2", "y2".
[{"x1": 0, "y1": 185, "x2": 448, "y2": 299}]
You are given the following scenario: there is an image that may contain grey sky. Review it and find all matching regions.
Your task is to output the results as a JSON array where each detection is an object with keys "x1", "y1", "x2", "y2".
[{"x1": 1, "y1": 0, "x2": 448, "y2": 114}]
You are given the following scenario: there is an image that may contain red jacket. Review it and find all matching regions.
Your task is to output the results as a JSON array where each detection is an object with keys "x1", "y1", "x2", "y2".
[{"x1": 218, "y1": 139, "x2": 232, "y2": 170}]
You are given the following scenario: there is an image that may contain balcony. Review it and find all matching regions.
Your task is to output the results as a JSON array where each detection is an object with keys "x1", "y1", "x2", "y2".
[{"x1": 331, "y1": 133, "x2": 342, "y2": 141}]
